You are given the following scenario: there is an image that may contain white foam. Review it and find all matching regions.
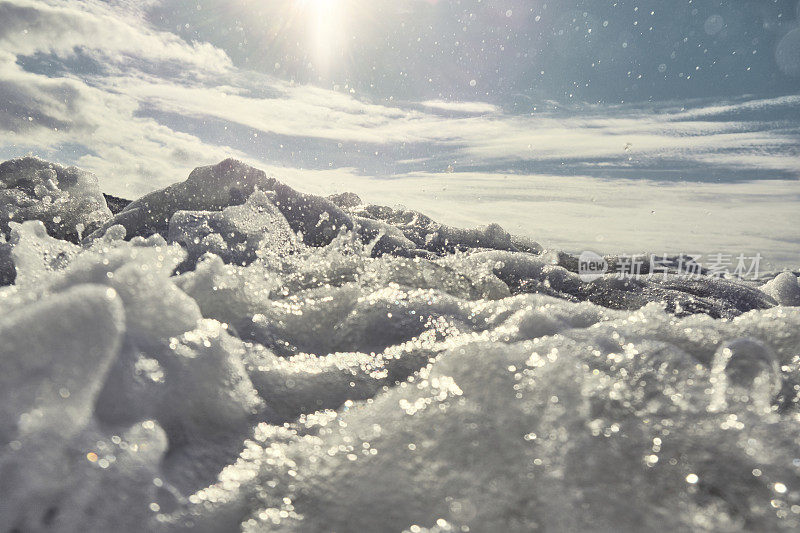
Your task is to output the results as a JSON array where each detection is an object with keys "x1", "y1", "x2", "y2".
[{"x1": 1, "y1": 159, "x2": 799, "y2": 531}]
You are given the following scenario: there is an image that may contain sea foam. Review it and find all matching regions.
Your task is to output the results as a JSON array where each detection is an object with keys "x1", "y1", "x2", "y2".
[{"x1": 1, "y1": 157, "x2": 799, "y2": 532}]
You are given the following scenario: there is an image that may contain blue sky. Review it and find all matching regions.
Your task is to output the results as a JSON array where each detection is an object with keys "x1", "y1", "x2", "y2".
[
  {"x1": 145, "y1": 0, "x2": 800, "y2": 103},
  {"x1": 1, "y1": 0, "x2": 799, "y2": 265}
]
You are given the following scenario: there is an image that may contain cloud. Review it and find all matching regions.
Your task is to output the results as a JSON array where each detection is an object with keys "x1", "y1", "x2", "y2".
[
  {"x1": 0, "y1": 0, "x2": 242, "y2": 194},
  {"x1": 86, "y1": 69, "x2": 800, "y2": 178},
  {"x1": 0, "y1": 0, "x2": 230, "y2": 70},
  {"x1": 667, "y1": 94, "x2": 800, "y2": 120},
  {"x1": 418, "y1": 100, "x2": 501, "y2": 114}
]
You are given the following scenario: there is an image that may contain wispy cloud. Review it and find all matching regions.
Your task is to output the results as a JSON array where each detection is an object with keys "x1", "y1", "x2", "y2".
[{"x1": 418, "y1": 100, "x2": 501, "y2": 114}]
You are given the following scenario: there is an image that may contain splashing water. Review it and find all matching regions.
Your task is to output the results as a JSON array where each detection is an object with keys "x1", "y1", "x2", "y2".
[{"x1": 1, "y1": 157, "x2": 799, "y2": 532}]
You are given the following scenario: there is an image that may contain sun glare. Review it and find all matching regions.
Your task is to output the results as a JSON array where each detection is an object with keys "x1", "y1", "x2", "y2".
[{"x1": 297, "y1": 0, "x2": 347, "y2": 76}]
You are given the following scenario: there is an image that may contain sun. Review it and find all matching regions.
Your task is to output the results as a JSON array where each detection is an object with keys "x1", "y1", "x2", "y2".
[{"x1": 296, "y1": 0, "x2": 348, "y2": 76}]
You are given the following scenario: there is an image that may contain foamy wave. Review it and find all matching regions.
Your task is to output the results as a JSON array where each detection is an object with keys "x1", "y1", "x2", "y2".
[{"x1": 1, "y1": 157, "x2": 799, "y2": 532}]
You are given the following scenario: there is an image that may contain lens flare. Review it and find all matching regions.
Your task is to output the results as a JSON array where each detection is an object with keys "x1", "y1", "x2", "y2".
[{"x1": 298, "y1": 0, "x2": 347, "y2": 77}]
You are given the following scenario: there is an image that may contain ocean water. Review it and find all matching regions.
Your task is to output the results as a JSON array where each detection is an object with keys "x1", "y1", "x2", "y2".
[{"x1": 1, "y1": 157, "x2": 799, "y2": 532}]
